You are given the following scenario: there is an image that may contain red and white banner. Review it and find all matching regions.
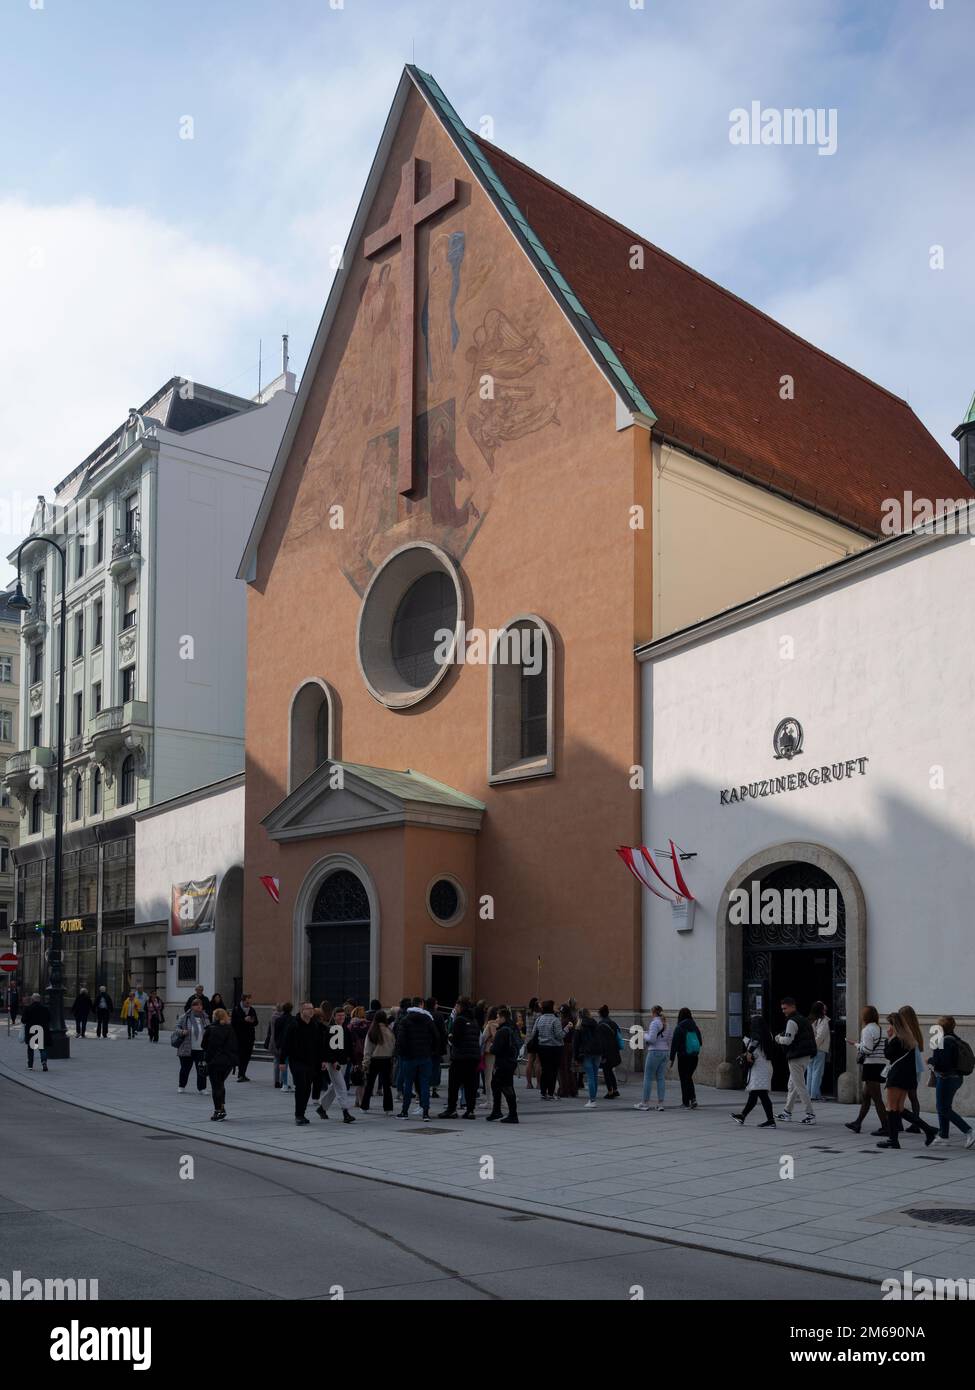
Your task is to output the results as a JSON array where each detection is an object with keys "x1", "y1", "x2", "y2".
[
  {"x1": 616, "y1": 844, "x2": 695, "y2": 902},
  {"x1": 259, "y1": 875, "x2": 280, "y2": 903}
]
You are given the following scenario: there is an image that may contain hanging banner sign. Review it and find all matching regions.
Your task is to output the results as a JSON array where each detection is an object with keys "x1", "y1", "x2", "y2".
[{"x1": 171, "y1": 876, "x2": 217, "y2": 935}]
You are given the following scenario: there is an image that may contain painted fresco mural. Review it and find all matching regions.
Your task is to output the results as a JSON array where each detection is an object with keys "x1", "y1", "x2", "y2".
[{"x1": 283, "y1": 192, "x2": 562, "y2": 596}]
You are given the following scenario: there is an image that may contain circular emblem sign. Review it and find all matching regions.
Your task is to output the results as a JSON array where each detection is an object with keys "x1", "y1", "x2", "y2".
[{"x1": 773, "y1": 717, "x2": 803, "y2": 760}]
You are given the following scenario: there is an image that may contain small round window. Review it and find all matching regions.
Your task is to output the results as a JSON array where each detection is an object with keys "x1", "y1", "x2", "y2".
[{"x1": 428, "y1": 876, "x2": 464, "y2": 926}]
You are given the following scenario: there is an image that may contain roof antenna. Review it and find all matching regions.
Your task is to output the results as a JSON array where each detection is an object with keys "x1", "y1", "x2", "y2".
[
  {"x1": 282, "y1": 334, "x2": 289, "y2": 376},
  {"x1": 257, "y1": 338, "x2": 262, "y2": 398}
]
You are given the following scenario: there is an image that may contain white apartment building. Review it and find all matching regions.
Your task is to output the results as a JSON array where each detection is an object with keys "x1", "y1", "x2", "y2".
[
  {"x1": 0, "y1": 586, "x2": 22, "y2": 967},
  {"x1": 5, "y1": 370, "x2": 294, "y2": 1002}
]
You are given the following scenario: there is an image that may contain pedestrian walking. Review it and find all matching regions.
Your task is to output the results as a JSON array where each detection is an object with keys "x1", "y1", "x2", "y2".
[
  {"x1": 347, "y1": 1005, "x2": 369, "y2": 1103},
  {"x1": 231, "y1": 994, "x2": 258, "y2": 1080},
  {"x1": 527, "y1": 999, "x2": 564, "y2": 1100},
  {"x1": 481, "y1": 1006, "x2": 500, "y2": 1104},
  {"x1": 573, "y1": 1008, "x2": 604, "y2": 1108},
  {"x1": 427, "y1": 997, "x2": 448, "y2": 1100},
  {"x1": 636, "y1": 1005, "x2": 671, "y2": 1111},
  {"x1": 318, "y1": 1006, "x2": 357, "y2": 1123},
  {"x1": 927, "y1": 1015, "x2": 975, "y2": 1148},
  {"x1": 898, "y1": 1003, "x2": 928, "y2": 1133},
  {"x1": 361, "y1": 1010, "x2": 395, "y2": 1114},
  {"x1": 669, "y1": 1006, "x2": 703, "y2": 1108},
  {"x1": 175, "y1": 998, "x2": 210, "y2": 1093},
  {"x1": 8, "y1": 981, "x2": 20, "y2": 1025},
  {"x1": 209, "y1": 992, "x2": 228, "y2": 1020},
  {"x1": 395, "y1": 997, "x2": 440, "y2": 1120},
  {"x1": 440, "y1": 996, "x2": 481, "y2": 1119},
  {"x1": 556, "y1": 1004, "x2": 578, "y2": 1098},
  {"x1": 121, "y1": 990, "x2": 141, "y2": 1039},
  {"x1": 486, "y1": 1006, "x2": 520, "y2": 1123},
  {"x1": 805, "y1": 1001, "x2": 831, "y2": 1103},
  {"x1": 184, "y1": 984, "x2": 211, "y2": 1014},
  {"x1": 282, "y1": 1001, "x2": 324, "y2": 1126},
  {"x1": 876, "y1": 1011, "x2": 938, "y2": 1148},
  {"x1": 22, "y1": 993, "x2": 50, "y2": 1071},
  {"x1": 145, "y1": 992, "x2": 164, "y2": 1043},
  {"x1": 270, "y1": 1003, "x2": 293, "y2": 1089},
  {"x1": 202, "y1": 1008, "x2": 238, "y2": 1121},
  {"x1": 134, "y1": 987, "x2": 148, "y2": 1032},
  {"x1": 732, "y1": 1017, "x2": 776, "y2": 1127},
  {"x1": 597, "y1": 1004, "x2": 623, "y2": 1099},
  {"x1": 775, "y1": 997, "x2": 817, "y2": 1125},
  {"x1": 845, "y1": 1004, "x2": 888, "y2": 1135},
  {"x1": 94, "y1": 985, "x2": 113, "y2": 1037},
  {"x1": 524, "y1": 997, "x2": 541, "y2": 1089},
  {"x1": 71, "y1": 988, "x2": 92, "y2": 1038}
]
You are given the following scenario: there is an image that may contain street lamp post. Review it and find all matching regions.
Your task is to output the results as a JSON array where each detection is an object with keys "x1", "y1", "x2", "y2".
[{"x1": 10, "y1": 536, "x2": 69, "y2": 1060}]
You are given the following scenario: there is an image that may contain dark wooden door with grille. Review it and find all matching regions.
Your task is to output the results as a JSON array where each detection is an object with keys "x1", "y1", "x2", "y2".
[{"x1": 306, "y1": 869, "x2": 370, "y2": 1007}]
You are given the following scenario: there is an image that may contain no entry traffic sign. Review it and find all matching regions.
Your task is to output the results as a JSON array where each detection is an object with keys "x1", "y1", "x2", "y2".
[{"x1": 0, "y1": 952, "x2": 18, "y2": 974}]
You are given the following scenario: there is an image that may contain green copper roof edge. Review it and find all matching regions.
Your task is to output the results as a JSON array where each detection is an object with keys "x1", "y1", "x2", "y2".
[
  {"x1": 965, "y1": 390, "x2": 975, "y2": 426},
  {"x1": 410, "y1": 66, "x2": 657, "y2": 425}
]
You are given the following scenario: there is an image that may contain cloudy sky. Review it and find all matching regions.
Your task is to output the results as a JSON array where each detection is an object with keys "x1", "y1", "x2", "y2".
[{"x1": 1, "y1": 0, "x2": 972, "y2": 578}]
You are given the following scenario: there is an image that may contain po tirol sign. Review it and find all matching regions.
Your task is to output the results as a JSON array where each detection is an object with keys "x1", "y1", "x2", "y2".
[{"x1": 720, "y1": 718, "x2": 868, "y2": 807}]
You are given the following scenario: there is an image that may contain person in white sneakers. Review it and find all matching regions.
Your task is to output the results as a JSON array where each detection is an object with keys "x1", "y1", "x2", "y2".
[
  {"x1": 928, "y1": 1015, "x2": 975, "y2": 1149},
  {"x1": 775, "y1": 997, "x2": 816, "y2": 1125},
  {"x1": 635, "y1": 1005, "x2": 671, "y2": 1111}
]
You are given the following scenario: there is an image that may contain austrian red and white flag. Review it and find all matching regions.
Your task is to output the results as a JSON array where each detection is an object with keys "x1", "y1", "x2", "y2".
[{"x1": 259, "y1": 875, "x2": 280, "y2": 903}]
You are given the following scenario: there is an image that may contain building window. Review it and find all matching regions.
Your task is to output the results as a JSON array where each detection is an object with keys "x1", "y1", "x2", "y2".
[
  {"x1": 95, "y1": 516, "x2": 104, "y2": 566},
  {"x1": 121, "y1": 666, "x2": 135, "y2": 703},
  {"x1": 119, "y1": 754, "x2": 136, "y2": 807},
  {"x1": 0, "y1": 841, "x2": 9, "y2": 873},
  {"x1": 0, "y1": 656, "x2": 11, "y2": 683},
  {"x1": 29, "y1": 792, "x2": 41, "y2": 835},
  {"x1": 489, "y1": 615, "x2": 556, "y2": 783},
  {"x1": 1, "y1": 789, "x2": 11, "y2": 809},
  {"x1": 288, "y1": 680, "x2": 335, "y2": 790},
  {"x1": 73, "y1": 691, "x2": 83, "y2": 736},
  {"x1": 93, "y1": 599, "x2": 103, "y2": 648},
  {"x1": 74, "y1": 612, "x2": 84, "y2": 660},
  {"x1": 75, "y1": 540, "x2": 85, "y2": 580},
  {"x1": 91, "y1": 766, "x2": 102, "y2": 815},
  {"x1": 122, "y1": 582, "x2": 137, "y2": 630},
  {"x1": 31, "y1": 644, "x2": 43, "y2": 684},
  {"x1": 0, "y1": 710, "x2": 11, "y2": 743},
  {"x1": 124, "y1": 495, "x2": 139, "y2": 537},
  {"x1": 72, "y1": 774, "x2": 83, "y2": 822},
  {"x1": 427, "y1": 875, "x2": 465, "y2": 927},
  {"x1": 92, "y1": 681, "x2": 102, "y2": 715},
  {"x1": 357, "y1": 544, "x2": 463, "y2": 709},
  {"x1": 31, "y1": 713, "x2": 42, "y2": 748}
]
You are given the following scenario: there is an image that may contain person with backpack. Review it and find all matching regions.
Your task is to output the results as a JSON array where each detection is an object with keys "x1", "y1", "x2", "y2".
[
  {"x1": 486, "y1": 1006, "x2": 520, "y2": 1123},
  {"x1": 775, "y1": 997, "x2": 817, "y2": 1124},
  {"x1": 669, "y1": 1007, "x2": 703, "y2": 1108},
  {"x1": 877, "y1": 1011, "x2": 938, "y2": 1149},
  {"x1": 928, "y1": 1014, "x2": 975, "y2": 1148},
  {"x1": 596, "y1": 1004, "x2": 623, "y2": 1099},
  {"x1": 732, "y1": 1016, "x2": 776, "y2": 1127}
]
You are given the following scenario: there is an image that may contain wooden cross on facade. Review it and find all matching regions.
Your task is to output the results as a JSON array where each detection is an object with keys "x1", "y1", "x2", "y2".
[{"x1": 364, "y1": 157, "x2": 459, "y2": 496}]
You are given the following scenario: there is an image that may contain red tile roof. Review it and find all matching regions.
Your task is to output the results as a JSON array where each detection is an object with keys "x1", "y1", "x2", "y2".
[{"x1": 475, "y1": 137, "x2": 971, "y2": 536}]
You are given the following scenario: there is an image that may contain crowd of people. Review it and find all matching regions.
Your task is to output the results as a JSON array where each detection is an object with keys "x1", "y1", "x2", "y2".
[{"x1": 8, "y1": 981, "x2": 974, "y2": 1150}]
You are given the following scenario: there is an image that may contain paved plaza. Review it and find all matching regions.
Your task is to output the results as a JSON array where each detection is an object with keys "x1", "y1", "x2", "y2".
[{"x1": 3, "y1": 1023, "x2": 974, "y2": 1290}]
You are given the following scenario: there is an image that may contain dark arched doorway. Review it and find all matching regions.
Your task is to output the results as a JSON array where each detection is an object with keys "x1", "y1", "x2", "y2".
[
  {"x1": 740, "y1": 861, "x2": 847, "y2": 1094},
  {"x1": 306, "y1": 869, "x2": 370, "y2": 1007}
]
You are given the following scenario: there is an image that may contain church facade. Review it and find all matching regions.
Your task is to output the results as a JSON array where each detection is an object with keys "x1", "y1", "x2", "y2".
[{"x1": 238, "y1": 67, "x2": 969, "y2": 1018}]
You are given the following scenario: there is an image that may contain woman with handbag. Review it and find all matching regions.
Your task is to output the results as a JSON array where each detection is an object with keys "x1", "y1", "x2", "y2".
[
  {"x1": 876, "y1": 1011, "x2": 937, "y2": 1149},
  {"x1": 898, "y1": 1003, "x2": 928, "y2": 1134},
  {"x1": 845, "y1": 1004, "x2": 888, "y2": 1135},
  {"x1": 732, "y1": 1016, "x2": 776, "y2": 1127}
]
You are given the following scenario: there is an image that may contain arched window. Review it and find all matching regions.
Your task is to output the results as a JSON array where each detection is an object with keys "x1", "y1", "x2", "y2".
[
  {"x1": 72, "y1": 773, "x2": 83, "y2": 822},
  {"x1": 29, "y1": 791, "x2": 42, "y2": 835},
  {"x1": 288, "y1": 680, "x2": 335, "y2": 790},
  {"x1": 91, "y1": 765, "x2": 102, "y2": 815},
  {"x1": 489, "y1": 615, "x2": 555, "y2": 783},
  {"x1": 119, "y1": 754, "x2": 135, "y2": 807}
]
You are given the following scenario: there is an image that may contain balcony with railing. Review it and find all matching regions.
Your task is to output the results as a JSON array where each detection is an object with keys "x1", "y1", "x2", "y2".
[
  {"x1": 90, "y1": 700, "x2": 149, "y2": 756},
  {"x1": 3, "y1": 745, "x2": 54, "y2": 795},
  {"x1": 21, "y1": 599, "x2": 47, "y2": 640},
  {"x1": 110, "y1": 527, "x2": 142, "y2": 575}
]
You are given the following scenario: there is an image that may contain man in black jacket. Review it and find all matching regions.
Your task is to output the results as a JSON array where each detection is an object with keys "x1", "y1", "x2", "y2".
[
  {"x1": 281, "y1": 1002, "x2": 324, "y2": 1125},
  {"x1": 231, "y1": 994, "x2": 259, "y2": 1081},
  {"x1": 94, "y1": 985, "x2": 113, "y2": 1038},
  {"x1": 395, "y1": 997, "x2": 440, "y2": 1120},
  {"x1": 439, "y1": 997, "x2": 481, "y2": 1119},
  {"x1": 22, "y1": 994, "x2": 50, "y2": 1071},
  {"x1": 184, "y1": 984, "x2": 211, "y2": 1015},
  {"x1": 318, "y1": 1006, "x2": 356, "y2": 1124},
  {"x1": 486, "y1": 1006, "x2": 520, "y2": 1123},
  {"x1": 597, "y1": 1004, "x2": 623, "y2": 1099}
]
